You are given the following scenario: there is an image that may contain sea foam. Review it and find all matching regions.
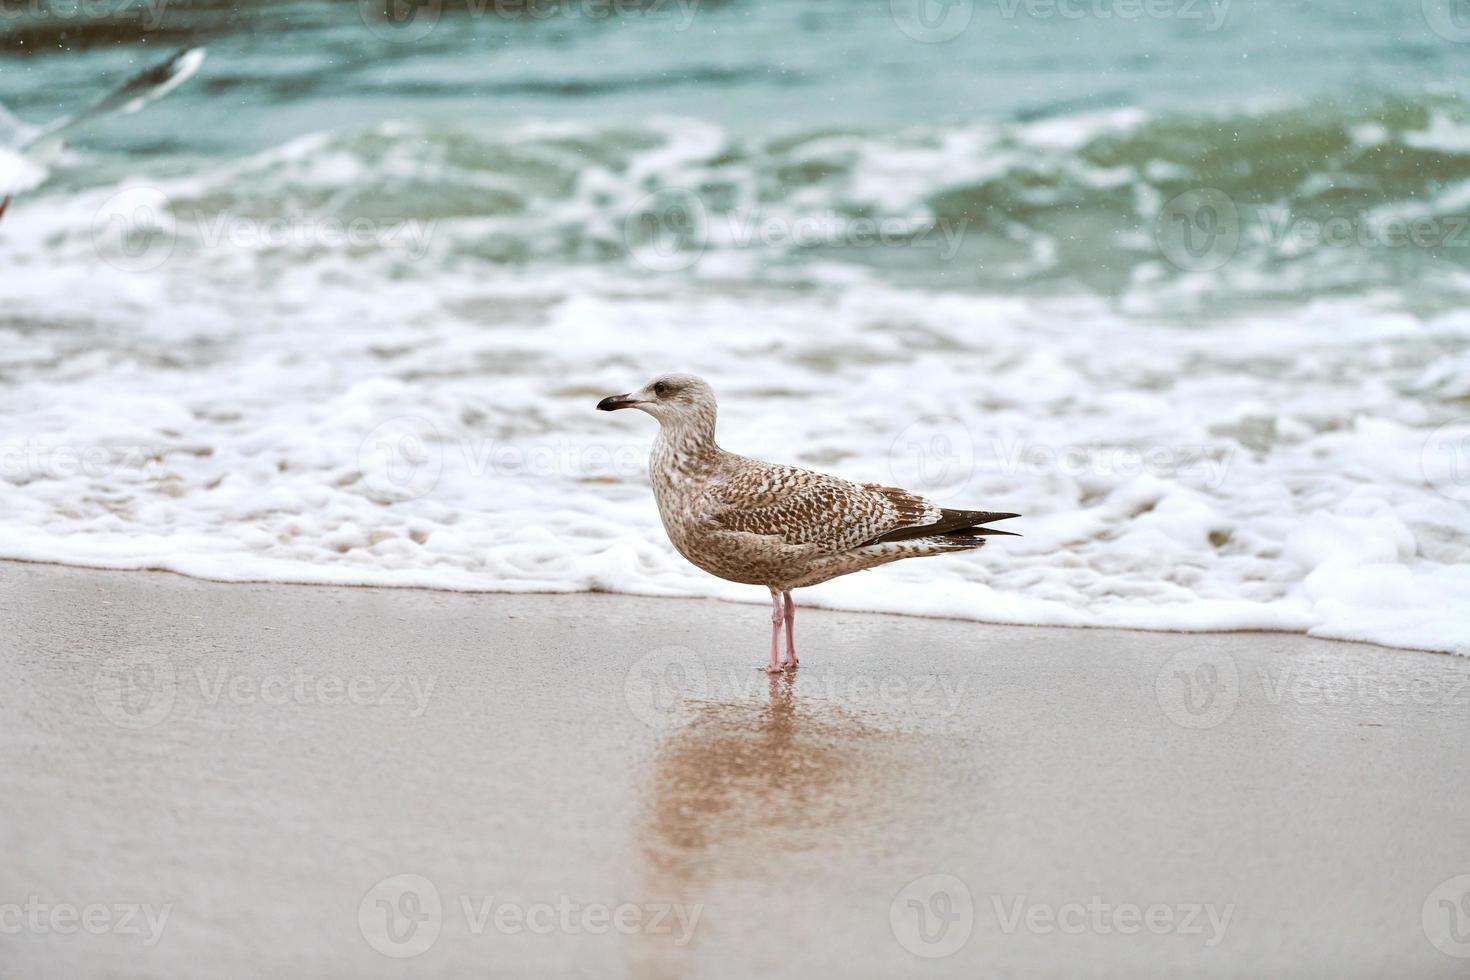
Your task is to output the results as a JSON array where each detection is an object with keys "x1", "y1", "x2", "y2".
[{"x1": 2, "y1": 113, "x2": 1469, "y2": 657}]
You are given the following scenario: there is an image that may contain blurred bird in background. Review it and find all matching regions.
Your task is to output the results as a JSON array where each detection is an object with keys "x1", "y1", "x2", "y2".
[{"x1": 0, "y1": 46, "x2": 204, "y2": 219}]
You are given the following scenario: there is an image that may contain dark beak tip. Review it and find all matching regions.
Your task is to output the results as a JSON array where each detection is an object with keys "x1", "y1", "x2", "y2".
[{"x1": 596, "y1": 395, "x2": 626, "y2": 412}]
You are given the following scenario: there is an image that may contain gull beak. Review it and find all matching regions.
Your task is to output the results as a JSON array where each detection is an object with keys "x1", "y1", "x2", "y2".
[{"x1": 596, "y1": 393, "x2": 636, "y2": 411}]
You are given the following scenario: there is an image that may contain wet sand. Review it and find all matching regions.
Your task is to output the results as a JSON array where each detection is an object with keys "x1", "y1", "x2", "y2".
[{"x1": 2, "y1": 559, "x2": 1469, "y2": 979}]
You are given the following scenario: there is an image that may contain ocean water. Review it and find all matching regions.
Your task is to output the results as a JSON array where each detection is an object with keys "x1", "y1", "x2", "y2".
[{"x1": 2, "y1": 0, "x2": 1469, "y2": 655}]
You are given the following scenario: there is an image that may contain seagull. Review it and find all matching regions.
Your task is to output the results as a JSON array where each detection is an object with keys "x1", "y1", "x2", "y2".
[
  {"x1": 0, "y1": 47, "x2": 206, "y2": 219},
  {"x1": 598, "y1": 374, "x2": 1020, "y2": 673}
]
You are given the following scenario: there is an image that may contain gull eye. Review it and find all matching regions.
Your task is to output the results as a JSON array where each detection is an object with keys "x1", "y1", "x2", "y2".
[{"x1": 653, "y1": 381, "x2": 669, "y2": 397}]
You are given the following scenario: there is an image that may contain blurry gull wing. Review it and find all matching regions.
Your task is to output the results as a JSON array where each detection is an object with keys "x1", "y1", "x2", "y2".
[
  {"x1": 31, "y1": 47, "x2": 206, "y2": 150},
  {"x1": 0, "y1": 101, "x2": 39, "y2": 151},
  {"x1": 1, "y1": 47, "x2": 205, "y2": 212}
]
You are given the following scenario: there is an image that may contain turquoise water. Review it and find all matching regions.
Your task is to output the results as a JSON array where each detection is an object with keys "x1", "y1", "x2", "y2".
[
  {"x1": 3, "y1": 0, "x2": 1470, "y2": 654},
  {"x1": 7, "y1": 0, "x2": 1470, "y2": 309},
  {"x1": 4, "y1": 1, "x2": 1468, "y2": 147}
]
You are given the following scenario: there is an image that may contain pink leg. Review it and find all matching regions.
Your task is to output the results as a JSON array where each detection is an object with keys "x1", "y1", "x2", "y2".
[
  {"x1": 781, "y1": 591, "x2": 798, "y2": 669},
  {"x1": 764, "y1": 588, "x2": 784, "y2": 674}
]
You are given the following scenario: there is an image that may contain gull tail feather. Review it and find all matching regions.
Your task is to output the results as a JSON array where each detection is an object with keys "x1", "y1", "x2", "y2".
[
  {"x1": 869, "y1": 507, "x2": 1021, "y2": 545},
  {"x1": 924, "y1": 526, "x2": 1021, "y2": 552}
]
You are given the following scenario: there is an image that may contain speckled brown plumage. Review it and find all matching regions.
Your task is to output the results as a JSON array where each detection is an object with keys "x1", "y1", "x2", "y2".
[{"x1": 597, "y1": 373, "x2": 1020, "y2": 670}]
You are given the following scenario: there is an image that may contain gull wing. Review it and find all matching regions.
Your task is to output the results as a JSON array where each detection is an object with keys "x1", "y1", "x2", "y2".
[
  {"x1": 33, "y1": 47, "x2": 206, "y2": 148},
  {"x1": 708, "y1": 461, "x2": 1019, "y2": 552}
]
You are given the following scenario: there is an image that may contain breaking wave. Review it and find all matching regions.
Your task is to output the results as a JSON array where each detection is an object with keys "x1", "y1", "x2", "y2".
[{"x1": 3, "y1": 98, "x2": 1470, "y2": 656}]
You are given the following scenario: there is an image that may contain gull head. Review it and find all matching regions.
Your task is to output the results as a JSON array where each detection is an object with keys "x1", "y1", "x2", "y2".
[{"x1": 597, "y1": 373, "x2": 716, "y2": 426}]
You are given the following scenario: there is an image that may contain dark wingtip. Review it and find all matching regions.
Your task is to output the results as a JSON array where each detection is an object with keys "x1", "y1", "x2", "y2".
[{"x1": 948, "y1": 509, "x2": 1021, "y2": 525}]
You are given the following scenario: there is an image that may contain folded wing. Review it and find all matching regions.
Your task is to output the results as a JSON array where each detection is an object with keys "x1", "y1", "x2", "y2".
[{"x1": 708, "y1": 462, "x2": 1019, "y2": 552}]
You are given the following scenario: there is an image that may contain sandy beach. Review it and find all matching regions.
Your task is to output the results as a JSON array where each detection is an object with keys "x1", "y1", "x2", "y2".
[{"x1": 2, "y1": 558, "x2": 1467, "y2": 978}]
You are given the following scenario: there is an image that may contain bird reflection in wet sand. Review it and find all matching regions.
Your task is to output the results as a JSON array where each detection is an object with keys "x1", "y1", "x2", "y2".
[
  {"x1": 629, "y1": 671, "x2": 969, "y2": 978},
  {"x1": 642, "y1": 672, "x2": 889, "y2": 880}
]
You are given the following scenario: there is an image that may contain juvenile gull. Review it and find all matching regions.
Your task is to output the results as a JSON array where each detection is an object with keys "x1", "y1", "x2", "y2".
[{"x1": 598, "y1": 374, "x2": 1020, "y2": 673}]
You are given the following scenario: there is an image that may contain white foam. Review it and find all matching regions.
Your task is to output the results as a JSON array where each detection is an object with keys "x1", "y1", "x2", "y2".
[
  {"x1": 2, "y1": 120, "x2": 1468, "y2": 659},
  {"x1": 1404, "y1": 110, "x2": 1470, "y2": 153}
]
